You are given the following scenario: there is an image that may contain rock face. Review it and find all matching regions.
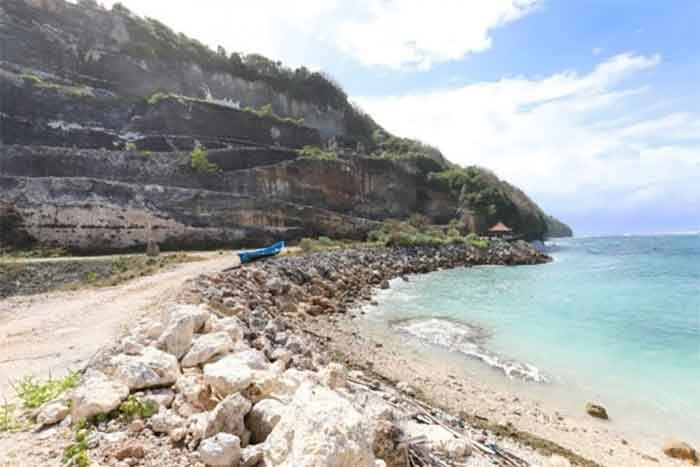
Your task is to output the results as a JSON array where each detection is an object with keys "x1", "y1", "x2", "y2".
[
  {"x1": 264, "y1": 383, "x2": 376, "y2": 467},
  {"x1": 0, "y1": 0, "x2": 570, "y2": 253}
]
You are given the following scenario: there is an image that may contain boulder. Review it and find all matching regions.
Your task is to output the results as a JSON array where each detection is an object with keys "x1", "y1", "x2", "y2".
[
  {"x1": 203, "y1": 355, "x2": 255, "y2": 397},
  {"x1": 112, "y1": 347, "x2": 181, "y2": 390},
  {"x1": 663, "y1": 439, "x2": 698, "y2": 464},
  {"x1": 36, "y1": 399, "x2": 71, "y2": 426},
  {"x1": 246, "y1": 399, "x2": 286, "y2": 444},
  {"x1": 244, "y1": 370, "x2": 286, "y2": 404},
  {"x1": 209, "y1": 316, "x2": 246, "y2": 343},
  {"x1": 234, "y1": 349, "x2": 270, "y2": 370},
  {"x1": 175, "y1": 374, "x2": 216, "y2": 411},
  {"x1": 264, "y1": 383, "x2": 376, "y2": 467},
  {"x1": 181, "y1": 332, "x2": 234, "y2": 367},
  {"x1": 585, "y1": 403, "x2": 609, "y2": 420},
  {"x1": 162, "y1": 304, "x2": 210, "y2": 332},
  {"x1": 150, "y1": 409, "x2": 185, "y2": 436},
  {"x1": 157, "y1": 315, "x2": 195, "y2": 359},
  {"x1": 70, "y1": 371, "x2": 129, "y2": 421},
  {"x1": 204, "y1": 393, "x2": 252, "y2": 439},
  {"x1": 199, "y1": 433, "x2": 241, "y2": 467}
]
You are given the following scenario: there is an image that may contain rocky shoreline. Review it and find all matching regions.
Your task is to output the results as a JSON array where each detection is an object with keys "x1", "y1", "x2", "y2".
[{"x1": 5, "y1": 242, "x2": 694, "y2": 467}]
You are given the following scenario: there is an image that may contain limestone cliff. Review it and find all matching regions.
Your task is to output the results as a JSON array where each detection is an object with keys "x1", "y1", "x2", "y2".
[{"x1": 0, "y1": 0, "x2": 571, "y2": 252}]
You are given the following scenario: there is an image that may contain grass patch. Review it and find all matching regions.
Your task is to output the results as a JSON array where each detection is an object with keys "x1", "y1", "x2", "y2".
[
  {"x1": 0, "y1": 403, "x2": 23, "y2": 433},
  {"x1": 15, "y1": 371, "x2": 80, "y2": 409},
  {"x1": 0, "y1": 247, "x2": 69, "y2": 260}
]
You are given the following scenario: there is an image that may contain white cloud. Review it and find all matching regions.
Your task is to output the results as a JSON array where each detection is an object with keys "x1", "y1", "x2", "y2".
[
  {"x1": 355, "y1": 53, "x2": 700, "y2": 227},
  {"x1": 91, "y1": 0, "x2": 539, "y2": 71},
  {"x1": 335, "y1": 0, "x2": 541, "y2": 70}
]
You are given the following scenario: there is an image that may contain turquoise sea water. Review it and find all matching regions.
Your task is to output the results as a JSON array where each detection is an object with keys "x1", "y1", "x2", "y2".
[{"x1": 369, "y1": 235, "x2": 700, "y2": 442}]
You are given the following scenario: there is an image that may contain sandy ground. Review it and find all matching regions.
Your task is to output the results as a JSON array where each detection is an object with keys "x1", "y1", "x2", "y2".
[
  {"x1": 0, "y1": 251, "x2": 236, "y2": 400},
  {"x1": 305, "y1": 310, "x2": 689, "y2": 467}
]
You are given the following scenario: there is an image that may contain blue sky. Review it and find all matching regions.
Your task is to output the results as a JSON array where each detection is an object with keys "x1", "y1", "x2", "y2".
[{"x1": 97, "y1": 0, "x2": 699, "y2": 235}]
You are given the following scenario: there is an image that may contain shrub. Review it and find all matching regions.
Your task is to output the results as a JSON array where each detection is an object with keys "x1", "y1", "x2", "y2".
[
  {"x1": 124, "y1": 142, "x2": 137, "y2": 151},
  {"x1": 118, "y1": 396, "x2": 158, "y2": 421},
  {"x1": 297, "y1": 146, "x2": 338, "y2": 161},
  {"x1": 20, "y1": 74, "x2": 43, "y2": 86},
  {"x1": 466, "y1": 233, "x2": 490, "y2": 250},
  {"x1": 190, "y1": 143, "x2": 219, "y2": 173},
  {"x1": 146, "y1": 92, "x2": 172, "y2": 105},
  {"x1": 16, "y1": 371, "x2": 80, "y2": 410}
]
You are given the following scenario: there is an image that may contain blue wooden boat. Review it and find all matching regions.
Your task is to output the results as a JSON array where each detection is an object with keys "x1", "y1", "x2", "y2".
[{"x1": 238, "y1": 241, "x2": 284, "y2": 264}]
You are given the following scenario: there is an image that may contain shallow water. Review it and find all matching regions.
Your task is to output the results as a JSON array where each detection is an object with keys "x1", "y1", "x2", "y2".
[{"x1": 368, "y1": 234, "x2": 700, "y2": 443}]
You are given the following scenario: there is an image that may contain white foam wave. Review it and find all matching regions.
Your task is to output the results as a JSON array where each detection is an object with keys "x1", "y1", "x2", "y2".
[{"x1": 393, "y1": 318, "x2": 549, "y2": 383}]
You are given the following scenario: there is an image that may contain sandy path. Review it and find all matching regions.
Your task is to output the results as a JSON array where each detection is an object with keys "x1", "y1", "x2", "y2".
[{"x1": 0, "y1": 252, "x2": 236, "y2": 400}]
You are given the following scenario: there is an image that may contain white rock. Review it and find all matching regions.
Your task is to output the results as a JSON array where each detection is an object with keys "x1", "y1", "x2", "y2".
[
  {"x1": 270, "y1": 349, "x2": 292, "y2": 366},
  {"x1": 132, "y1": 319, "x2": 164, "y2": 344},
  {"x1": 122, "y1": 336, "x2": 144, "y2": 355},
  {"x1": 162, "y1": 304, "x2": 210, "y2": 332},
  {"x1": 157, "y1": 315, "x2": 195, "y2": 359},
  {"x1": 174, "y1": 374, "x2": 214, "y2": 410},
  {"x1": 440, "y1": 438, "x2": 472, "y2": 460},
  {"x1": 396, "y1": 381, "x2": 416, "y2": 397},
  {"x1": 150, "y1": 409, "x2": 185, "y2": 435},
  {"x1": 186, "y1": 412, "x2": 209, "y2": 446},
  {"x1": 245, "y1": 370, "x2": 286, "y2": 404},
  {"x1": 319, "y1": 363, "x2": 347, "y2": 390},
  {"x1": 199, "y1": 433, "x2": 241, "y2": 467},
  {"x1": 399, "y1": 421, "x2": 454, "y2": 447},
  {"x1": 203, "y1": 355, "x2": 254, "y2": 397},
  {"x1": 246, "y1": 399, "x2": 286, "y2": 444},
  {"x1": 234, "y1": 349, "x2": 269, "y2": 370},
  {"x1": 210, "y1": 317, "x2": 246, "y2": 343},
  {"x1": 112, "y1": 347, "x2": 181, "y2": 390},
  {"x1": 70, "y1": 371, "x2": 129, "y2": 421},
  {"x1": 36, "y1": 399, "x2": 70, "y2": 426},
  {"x1": 204, "y1": 393, "x2": 252, "y2": 439},
  {"x1": 241, "y1": 445, "x2": 264, "y2": 467},
  {"x1": 264, "y1": 383, "x2": 376, "y2": 467},
  {"x1": 181, "y1": 332, "x2": 234, "y2": 367},
  {"x1": 139, "y1": 388, "x2": 175, "y2": 409}
]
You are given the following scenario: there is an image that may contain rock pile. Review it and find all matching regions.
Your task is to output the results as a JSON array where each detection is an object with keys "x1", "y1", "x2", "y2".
[{"x1": 32, "y1": 244, "x2": 549, "y2": 466}]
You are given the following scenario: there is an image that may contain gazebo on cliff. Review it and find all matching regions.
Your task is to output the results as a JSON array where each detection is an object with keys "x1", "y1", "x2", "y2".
[{"x1": 488, "y1": 222, "x2": 513, "y2": 238}]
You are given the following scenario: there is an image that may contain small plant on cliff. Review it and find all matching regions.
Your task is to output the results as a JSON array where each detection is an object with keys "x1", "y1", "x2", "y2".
[
  {"x1": 63, "y1": 419, "x2": 91, "y2": 467},
  {"x1": 146, "y1": 92, "x2": 174, "y2": 105},
  {"x1": 297, "y1": 146, "x2": 338, "y2": 161},
  {"x1": 190, "y1": 143, "x2": 220, "y2": 173},
  {"x1": 20, "y1": 74, "x2": 43, "y2": 86}
]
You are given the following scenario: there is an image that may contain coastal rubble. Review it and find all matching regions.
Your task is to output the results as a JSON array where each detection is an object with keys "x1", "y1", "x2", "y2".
[{"x1": 23, "y1": 243, "x2": 553, "y2": 466}]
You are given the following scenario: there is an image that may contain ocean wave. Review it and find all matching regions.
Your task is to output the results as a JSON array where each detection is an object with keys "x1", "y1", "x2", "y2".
[{"x1": 391, "y1": 318, "x2": 549, "y2": 383}]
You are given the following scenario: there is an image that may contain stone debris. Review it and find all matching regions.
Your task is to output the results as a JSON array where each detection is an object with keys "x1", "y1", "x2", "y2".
[
  {"x1": 585, "y1": 402, "x2": 609, "y2": 420},
  {"x1": 22, "y1": 245, "x2": 553, "y2": 467},
  {"x1": 663, "y1": 439, "x2": 698, "y2": 464}
]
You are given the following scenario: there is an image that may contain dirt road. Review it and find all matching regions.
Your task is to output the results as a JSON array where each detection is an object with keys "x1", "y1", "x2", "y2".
[{"x1": 0, "y1": 252, "x2": 236, "y2": 400}]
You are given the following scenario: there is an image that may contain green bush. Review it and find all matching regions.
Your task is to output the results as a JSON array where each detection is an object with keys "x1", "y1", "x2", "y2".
[
  {"x1": 16, "y1": 371, "x2": 80, "y2": 410},
  {"x1": 297, "y1": 146, "x2": 338, "y2": 161},
  {"x1": 317, "y1": 236, "x2": 334, "y2": 246},
  {"x1": 466, "y1": 233, "x2": 490, "y2": 250},
  {"x1": 190, "y1": 143, "x2": 219, "y2": 173},
  {"x1": 124, "y1": 142, "x2": 137, "y2": 151}
]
